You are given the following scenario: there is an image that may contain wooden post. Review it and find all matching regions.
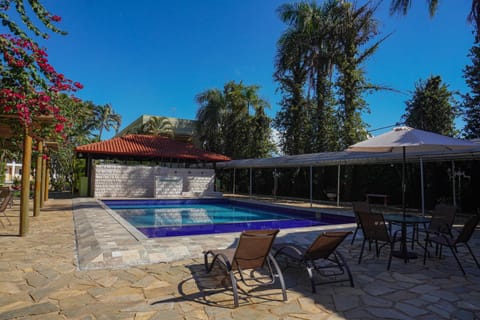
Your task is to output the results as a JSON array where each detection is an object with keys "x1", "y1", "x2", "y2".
[
  {"x1": 33, "y1": 141, "x2": 43, "y2": 217},
  {"x1": 45, "y1": 159, "x2": 50, "y2": 201},
  {"x1": 40, "y1": 151, "x2": 46, "y2": 208},
  {"x1": 20, "y1": 130, "x2": 32, "y2": 236}
]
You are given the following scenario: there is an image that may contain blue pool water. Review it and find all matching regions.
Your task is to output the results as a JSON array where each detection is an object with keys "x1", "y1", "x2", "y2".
[{"x1": 103, "y1": 198, "x2": 354, "y2": 238}]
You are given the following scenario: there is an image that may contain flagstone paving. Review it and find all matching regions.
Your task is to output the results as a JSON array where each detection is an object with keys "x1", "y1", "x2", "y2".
[{"x1": 0, "y1": 197, "x2": 479, "y2": 319}]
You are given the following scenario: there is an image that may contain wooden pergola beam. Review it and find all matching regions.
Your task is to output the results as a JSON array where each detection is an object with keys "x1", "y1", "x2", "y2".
[
  {"x1": 19, "y1": 129, "x2": 32, "y2": 236},
  {"x1": 1, "y1": 114, "x2": 57, "y2": 236},
  {"x1": 34, "y1": 140, "x2": 43, "y2": 217}
]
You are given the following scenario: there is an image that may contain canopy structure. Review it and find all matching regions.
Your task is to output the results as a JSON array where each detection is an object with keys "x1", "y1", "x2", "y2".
[
  {"x1": 217, "y1": 136, "x2": 480, "y2": 209},
  {"x1": 75, "y1": 134, "x2": 230, "y2": 162},
  {"x1": 0, "y1": 114, "x2": 57, "y2": 236},
  {"x1": 216, "y1": 146, "x2": 480, "y2": 169},
  {"x1": 75, "y1": 134, "x2": 230, "y2": 197},
  {"x1": 347, "y1": 127, "x2": 478, "y2": 261},
  {"x1": 347, "y1": 127, "x2": 478, "y2": 214}
]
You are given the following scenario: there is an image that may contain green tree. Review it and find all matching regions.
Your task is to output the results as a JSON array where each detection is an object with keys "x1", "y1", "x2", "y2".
[
  {"x1": 94, "y1": 104, "x2": 121, "y2": 141},
  {"x1": 463, "y1": 45, "x2": 480, "y2": 138},
  {"x1": 48, "y1": 95, "x2": 98, "y2": 191},
  {"x1": 275, "y1": 0, "x2": 382, "y2": 153},
  {"x1": 195, "y1": 81, "x2": 275, "y2": 159},
  {"x1": 334, "y1": 2, "x2": 385, "y2": 149},
  {"x1": 0, "y1": 0, "x2": 66, "y2": 40},
  {"x1": 274, "y1": 4, "x2": 313, "y2": 155},
  {"x1": 276, "y1": 1, "x2": 339, "y2": 153},
  {"x1": 195, "y1": 88, "x2": 225, "y2": 153},
  {"x1": 403, "y1": 75, "x2": 458, "y2": 136},
  {"x1": 140, "y1": 116, "x2": 174, "y2": 137},
  {"x1": 390, "y1": 0, "x2": 480, "y2": 42}
]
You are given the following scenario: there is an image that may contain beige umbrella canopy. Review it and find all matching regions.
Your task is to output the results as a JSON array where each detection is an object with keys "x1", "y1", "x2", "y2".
[
  {"x1": 348, "y1": 126, "x2": 477, "y2": 260},
  {"x1": 347, "y1": 126, "x2": 477, "y2": 215}
]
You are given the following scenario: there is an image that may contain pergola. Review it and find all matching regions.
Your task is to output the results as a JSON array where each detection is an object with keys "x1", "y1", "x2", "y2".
[
  {"x1": 217, "y1": 146, "x2": 480, "y2": 213},
  {"x1": 0, "y1": 115, "x2": 58, "y2": 236},
  {"x1": 75, "y1": 134, "x2": 231, "y2": 196}
]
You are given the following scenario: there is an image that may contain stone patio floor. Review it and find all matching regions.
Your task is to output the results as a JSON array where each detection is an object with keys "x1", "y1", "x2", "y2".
[{"x1": 0, "y1": 196, "x2": 479, "y2": 319}]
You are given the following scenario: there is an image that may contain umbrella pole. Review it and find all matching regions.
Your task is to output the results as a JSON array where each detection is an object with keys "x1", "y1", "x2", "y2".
[
  {"x1": 402, "y1": 146, "x2": 406, "y2": 216},
  {"x1": 401, "y1": 146, "x2": 408, "y2": 262}
]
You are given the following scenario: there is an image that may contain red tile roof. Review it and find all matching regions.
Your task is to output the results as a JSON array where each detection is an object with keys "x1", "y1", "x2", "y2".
[{"x1": 75, "y1": 134, "x2": 231, "y2": 162}]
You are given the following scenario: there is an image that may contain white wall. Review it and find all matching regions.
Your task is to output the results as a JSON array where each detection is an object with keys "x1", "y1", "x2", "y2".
[{"x1": 92, "y1": 164, "x2": 216, "y2": 198}]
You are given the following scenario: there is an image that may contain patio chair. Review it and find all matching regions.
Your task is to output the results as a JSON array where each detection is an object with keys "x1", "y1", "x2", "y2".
[
  {"x1": 422, "y1": 203, "x2": 456, "y2": 234},
  {"x1": 357, "y1": 211, "x2": 400, "y2": 270},
  {"x1": 0, "y1": 189, "x2": 13, "y2": 227},
  {"x1": 351, "y1": 201, "x2": 370, "y2": 245},
  {"x1": 423, "y1": 213, "x2": 480, "y2": 275},
  {"x1": 273, "y1": 231, "x2": 354, "y2": 293},
  {"x1": 203, "y1": 229, "x2": 287, "y2": 307}
]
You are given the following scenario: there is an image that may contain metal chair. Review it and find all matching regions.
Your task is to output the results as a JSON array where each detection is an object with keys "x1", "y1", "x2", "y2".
[
  {"x1": 351, "y1": 201, "x2": 370, "y2": 245},
  {"x1": 357, "y1": 211, "x2": 400, "y2": 270},
  {"x1": 423, "y1": 214, "x2": 480, "y2": 275},
  {"x1": 0, "y1": 189, "x2": 13, "y2": 227}
]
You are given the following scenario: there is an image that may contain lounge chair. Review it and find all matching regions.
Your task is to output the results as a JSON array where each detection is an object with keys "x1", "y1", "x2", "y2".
[
  {"x1": 0, "y1": 189, "x2": 13, "y2": 227},
  {"x1": 423, "y1": 213, "x2": 480, "y2": 275},
  {"x1": 203, "y1": 229, "x2": 287, "y2": 307},
  {"x1": 273, "y1": 231, "x2": 354, "y2": 293}
]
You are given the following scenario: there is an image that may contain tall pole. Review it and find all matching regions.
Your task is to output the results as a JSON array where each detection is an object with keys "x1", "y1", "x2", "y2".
[
  {"x1": 33, "y1": 141, "x2": 43, "y2": 217},
  {"x1": 45, "y1": 159, "x2": 50, "y2": 202},
  {"x1": 451, "y1": 161, "x2": 456, "y2": 207},
  {"x1": 420, "y1": 158, "x2": 425, "y2": 216},
  {"x1": 336, "y1": 164, "x2": 341, "y2": 207},
  {"x1": 249, "y1": 168, "x2": 252, "y2": 198},
  {"x1": 233, "y1": 168, "x2": 236, "y2": 195},
  {"x1": 309, "y1": 166, "x2": 313, "y2": 208},
  {"x1": 402, "y1": 147, "x2": 406, "y2": 216},
  {"x1": 20, "y1": 129, "x2": 32, "y2": 236},
  {"x1": 40, "y1": 151, "x2": 46, "y2": 208}
]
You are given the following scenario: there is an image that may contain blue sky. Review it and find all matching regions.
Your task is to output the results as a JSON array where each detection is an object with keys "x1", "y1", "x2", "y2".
[{"x1": 30, "y1": 0, "x2": 476, "y2": 139}]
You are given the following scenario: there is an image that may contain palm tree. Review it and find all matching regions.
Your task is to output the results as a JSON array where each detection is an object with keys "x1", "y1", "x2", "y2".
[
  {"x1": 195, "y1": 81, "x2": 274, "y2": 159},
  {"x1": 390, "y1": 0, "x2": 480, "y2": 42},
  {"x1": 277, "y1": 0, "x2": 339, "y2": 152},
  {"x1": 141, "y1": 116, "x2": 174, "y2": 137},
  {"x1": 94, "y1": 104, "x2": 121, "y2": 141},
  {"x1": 195, "y1": 89, "x2": 226, "y2": 153},
  {"x1": 335, "y1": 1, "x2": 386, "y2": 148}
]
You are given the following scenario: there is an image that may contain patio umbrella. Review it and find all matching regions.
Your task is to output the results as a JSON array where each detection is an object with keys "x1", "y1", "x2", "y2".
[
  {"x1": 347, "y1": 126, "x2": 477, "y2": 260},
  {"x1": 346, "y1": 126, "x2": 477, "y2": 215}
]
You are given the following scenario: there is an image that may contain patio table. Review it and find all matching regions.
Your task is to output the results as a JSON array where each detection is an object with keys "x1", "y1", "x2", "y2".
[{"x1": 383, "y1": 213, "x2": 430, "y2": 263}]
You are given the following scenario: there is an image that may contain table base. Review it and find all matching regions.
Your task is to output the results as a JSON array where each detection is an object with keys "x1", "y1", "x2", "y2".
[{"x1": 392, "y1": 250, "x2": 418, "y2": 260}]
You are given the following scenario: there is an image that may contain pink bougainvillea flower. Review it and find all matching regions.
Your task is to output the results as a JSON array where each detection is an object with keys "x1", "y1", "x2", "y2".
[
  {"x1": 73, "y1": 82, "x2": 84, "y2": 89},
  {"x1": 55, "y1": 123, "x2": 64, "y2": 133}
]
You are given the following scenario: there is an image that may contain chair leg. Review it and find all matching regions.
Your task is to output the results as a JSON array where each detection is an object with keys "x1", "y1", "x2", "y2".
[
  {"x1": 336, "y1": 251, "x2": 354, "y2": 287},
  {"x1": 350, "y1": 226, "x2": 359, "y2": 245},
  {"x1": 358, "y1": 240, "x2": 366, "y2": 264},
  {"x1": 464, "y1": 243, "x2": 480, "y2": 269},
  {"x1": 306, "y1": 265, "x2": 316, "y2": 293},
  {"x1": 204, "y1": 252, "x2": 215, "y2": 273},
  {"x1": 411, "y1": 225, "x2": 416, "y2": 250},
  {"x1": 448, "y1": 245, "x2": 466, "y2": 275},
  {"x1": 229, "y1": 270, "x2": 240, "y2": 307},
  {"x1": 387, "y1": 242, "x2": 393, "y2": 270},
  {"x1": 268, "y1": 254, "x2": 288, "y2": 301},
  {"x1": 423, "y1": 239, "x2": 428, "y2": 265}
]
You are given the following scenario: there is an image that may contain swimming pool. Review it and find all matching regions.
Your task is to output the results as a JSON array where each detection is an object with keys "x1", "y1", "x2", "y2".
[{"x1": 103, "y1": 198, "x2": 354, "y2": 238}]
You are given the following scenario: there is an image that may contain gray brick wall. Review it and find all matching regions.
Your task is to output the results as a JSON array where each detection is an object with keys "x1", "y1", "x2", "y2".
[{"x1": 92, "y1": 164, "x2": 215, "y2": 198}]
